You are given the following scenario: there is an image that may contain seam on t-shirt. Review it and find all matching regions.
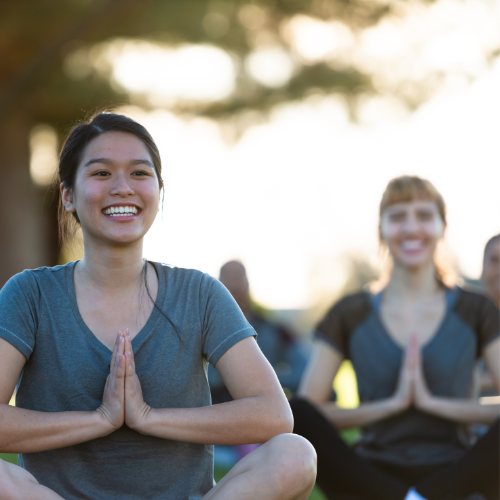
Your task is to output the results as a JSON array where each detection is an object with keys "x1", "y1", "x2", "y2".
[
  {"x1": 0, "y1": 326, "x2": 33, "y2": 351},
  {"x1": 207, "y1": 326, "x2": 254, "y2": 364}
]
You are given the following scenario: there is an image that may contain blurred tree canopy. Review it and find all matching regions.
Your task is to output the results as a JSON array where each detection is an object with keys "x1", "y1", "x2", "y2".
[{"x1": 0, "y1": 0, "x2": 498, "y2": 284}]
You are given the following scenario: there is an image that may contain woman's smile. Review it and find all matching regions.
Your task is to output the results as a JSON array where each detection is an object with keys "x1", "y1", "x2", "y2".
[{"x1": 102, "y1": 203, "x2": 142, "y2": 219}]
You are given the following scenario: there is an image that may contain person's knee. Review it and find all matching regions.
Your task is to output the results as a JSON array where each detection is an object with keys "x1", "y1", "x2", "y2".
[
  {"x1": 267, "y1": 433, "x2": 317, "y2": 495},
  {"x1": 0, "y1": 460, "x2": 18, "y2": 500},
  {"x1": 0, "y1": 459, "x2": 38, "y2": 500}
]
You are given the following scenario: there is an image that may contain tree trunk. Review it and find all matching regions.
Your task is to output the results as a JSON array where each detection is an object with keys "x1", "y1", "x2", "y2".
[{"x1": 0, "y1": 114, "x2": 59, "y2": 288}]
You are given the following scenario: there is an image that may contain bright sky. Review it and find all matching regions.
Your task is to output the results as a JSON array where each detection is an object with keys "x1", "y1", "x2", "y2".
[
  {"x1": 36, "y1": 0, "x2": 499, "y2": 309},
  {"x1": 130, "y1": 56, "x2": 500, "y2": 309}
]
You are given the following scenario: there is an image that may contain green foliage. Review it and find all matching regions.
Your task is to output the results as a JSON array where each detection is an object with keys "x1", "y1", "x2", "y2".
[
  {"x1": 0, "y1": 0, "x2": 393, "y2": 129},
  {"x1": 0, "y1": 453, "x2": 18, "y2": 465}
]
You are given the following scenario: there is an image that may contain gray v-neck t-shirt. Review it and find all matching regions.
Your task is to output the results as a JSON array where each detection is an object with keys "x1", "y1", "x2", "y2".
[
  {"x1": 315, "y1": 287, "x2": 499, "y2": 467},
  {"x1": 0, "y1": 261, "x2": 256, "y2": 500}
]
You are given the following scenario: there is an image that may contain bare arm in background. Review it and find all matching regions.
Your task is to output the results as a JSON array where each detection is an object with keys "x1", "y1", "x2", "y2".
[{"x1": 297, "y1": 341, "x2": 412, "y2": 430}]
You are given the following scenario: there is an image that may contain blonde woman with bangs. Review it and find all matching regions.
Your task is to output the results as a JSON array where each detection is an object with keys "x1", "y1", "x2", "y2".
[{"x1": 291, "y1": 176, "x2": 499, "y2": 500}]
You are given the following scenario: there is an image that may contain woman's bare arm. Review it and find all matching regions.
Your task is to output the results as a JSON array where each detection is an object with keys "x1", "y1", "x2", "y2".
[
  {"x1": 0, "y1": 335, "x2": 125, "y2": 454},
  {"x1": 297, "y1": 341, "x2": 410, "y2": 430},
  {"x1": 128, "y1": 336, "x2": 293, "y2": 444}
]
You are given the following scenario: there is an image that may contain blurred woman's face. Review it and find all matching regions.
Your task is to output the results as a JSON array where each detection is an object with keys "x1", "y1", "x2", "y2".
[
  {"x1": 380, "y1": 200, "x2": 445, "y2": 270},
  {"x1": 62, "y1": 131, "x2": 160, "y2": 247}
]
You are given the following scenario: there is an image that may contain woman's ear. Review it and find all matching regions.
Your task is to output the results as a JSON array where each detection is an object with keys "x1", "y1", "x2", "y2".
[
  {"x1": 378, "y1": 223, "x2": 385, "y2": 244},
  {"x1": 60, "y1": 182, "x2": 76, "y2": 213},
  {"x1": 441, "y1": 220, "x2": 447, "y2": 237}
]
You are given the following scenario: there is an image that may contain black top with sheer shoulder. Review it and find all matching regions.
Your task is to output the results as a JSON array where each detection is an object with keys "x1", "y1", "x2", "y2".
[{"x1": 315, "y1": 287, "x2": 499, "y2": 466}]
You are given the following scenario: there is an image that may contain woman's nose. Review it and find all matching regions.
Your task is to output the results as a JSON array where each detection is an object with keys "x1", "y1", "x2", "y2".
[
  {"x1": 110, "y1": 173, "x2": 134, "y2": 196},
  {"x1": 402, "y1": 214, "x2": 419, "y2": 233}
]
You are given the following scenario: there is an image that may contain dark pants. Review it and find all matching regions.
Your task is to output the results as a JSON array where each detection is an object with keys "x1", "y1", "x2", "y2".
[{"x1": 290, "y1": 398, "x2": 499, "y2": 500}]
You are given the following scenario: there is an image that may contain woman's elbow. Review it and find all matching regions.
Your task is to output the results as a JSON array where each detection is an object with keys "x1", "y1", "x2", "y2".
[{"x1": 265, "y1": 406, "x2": 294, "y2": 439}]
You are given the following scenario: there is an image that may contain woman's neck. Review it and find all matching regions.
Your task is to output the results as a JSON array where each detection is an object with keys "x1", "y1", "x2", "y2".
[
  {"x1": 77, "y1": 237, "x2": 145, "y2": 292},
  {"x1": 384, "y1": 261, "x2": 441, "y2": 303}
]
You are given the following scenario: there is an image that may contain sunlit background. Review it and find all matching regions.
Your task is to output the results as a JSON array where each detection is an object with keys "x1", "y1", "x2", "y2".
[
  {"x1": 3, "y1": 1, "x2": 499, "y2": 493},
  {"x1": 29, "y1": 0, "x2": 500, "y2": 313}
]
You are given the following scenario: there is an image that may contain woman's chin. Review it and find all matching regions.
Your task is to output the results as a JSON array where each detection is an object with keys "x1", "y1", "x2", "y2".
[
  {"x1": 393, "y1": 255, "x2": 434, "y2": 271},
  {"x1": 97, "y1": 230, "x2": 146, "y2": 247}
]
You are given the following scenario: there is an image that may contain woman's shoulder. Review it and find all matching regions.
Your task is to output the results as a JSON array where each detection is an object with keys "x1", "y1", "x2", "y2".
[
  {"x1": 153, "y1": 262, "x2": 221, "y2": 296},
  {"x1": 154, "y1": 262, "x2": 212, "y2": 282},
  {"x1": 326, "y1": 290, "x2": 373, "y2": 318},
  {"x1": 453, "y1": 285, "x2": 499, "y2": 314},
  {"x1": 1, "y1": 262, "x2": 73, "y2": 295},
  {"x1": 316, "y1": 290, "x2": 373, "y2": 334},
  {"x1": 451, "y1": 286, "x2": 499, "y2": 348}
]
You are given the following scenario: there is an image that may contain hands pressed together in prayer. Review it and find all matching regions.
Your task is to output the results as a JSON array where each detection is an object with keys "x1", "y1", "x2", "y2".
[
  {"x1": 96, "y1": 329, "x2": 151, "y2": 432},
  {"x1": 393, "y1": 335, "x2": 433, "y2": 413}
]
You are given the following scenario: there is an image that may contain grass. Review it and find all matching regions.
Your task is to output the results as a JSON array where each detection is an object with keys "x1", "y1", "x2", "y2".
[{"x1": 0, "y1": 453, "x2": 17, "y2": 465}]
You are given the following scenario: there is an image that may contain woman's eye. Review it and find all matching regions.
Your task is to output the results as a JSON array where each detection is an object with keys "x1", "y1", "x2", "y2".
[
  {"x1": 132, "y1": 171, "x2": 149, "y2": 177},
  {"x1": 389, "y1": 213, "x2": 405, "y2": 222},
  {"x1": 93, "y1": 171, "x2": 110, "y2": 177},
  {"x1": 417, "y1": 212, "x2": 433, "y2": 221}
]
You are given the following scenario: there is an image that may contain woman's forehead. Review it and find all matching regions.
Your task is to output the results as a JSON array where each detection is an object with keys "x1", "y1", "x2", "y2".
[
  {"x1": 82, "y1": 131, "x2": 151, "y2": 162},
  {"x1": 383, "y1": 199, "x2": 440, "y2": 213}
]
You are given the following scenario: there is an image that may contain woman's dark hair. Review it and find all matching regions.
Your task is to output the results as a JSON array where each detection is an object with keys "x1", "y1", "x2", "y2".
[
  {"x1": 58, "y1": 111, "x2": 180, "y2": 339},
  {"x1": 58, "y1": 110, "x2": 164, "y2": 243}
]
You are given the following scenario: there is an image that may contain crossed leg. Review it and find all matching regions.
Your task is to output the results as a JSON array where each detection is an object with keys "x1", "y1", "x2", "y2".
[
  {"x1": 0, "y1": 434, "x2": 316, "y2": 500},
  {"x1": 203, "y1": 434, "x2": 317, "y2": 500},
  {"x1": 0, "y1": 459, "x2": 63, "y2": 500}
]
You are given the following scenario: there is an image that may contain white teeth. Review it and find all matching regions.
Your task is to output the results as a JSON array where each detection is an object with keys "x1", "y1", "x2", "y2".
[
  {"x1": 103, "y1": 206, "x2": 139, "y2": 216},
  {"x1": 402, "y1": 240, "x2": 423, "y2": 250}
]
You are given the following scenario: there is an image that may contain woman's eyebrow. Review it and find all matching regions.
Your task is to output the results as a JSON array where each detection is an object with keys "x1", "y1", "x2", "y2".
[
  {"x1": 130, "y1": 159, "x2": 154, "y2": 168},
  {"x1": 84, "y1": 157, "x2": 111, "y2": 167},
  {"x1": 84, "y1": 158, "x2": 154, "y2": 168}
]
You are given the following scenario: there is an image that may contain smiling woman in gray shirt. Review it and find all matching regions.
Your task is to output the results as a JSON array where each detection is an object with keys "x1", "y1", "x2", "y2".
[{"x1": 0, "y1": 112, "x2": 316, "y2": 500}]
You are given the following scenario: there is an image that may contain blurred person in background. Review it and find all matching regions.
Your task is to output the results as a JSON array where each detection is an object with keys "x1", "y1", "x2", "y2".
[
  {"x1": 291, "y1": 176, "x2": 499, "y2": 500},
  {"x1": 475, "y1": 234, "x2": 500, "y2": 398},
  {"x1": 0, "y1": 112, "x2": 316, "y2": 500},
  {"x1": 481, "y1": 234, "x2": 499, "y2": 307},
  {"x1": 209, "y1": 260, "x2": 308, "y2": 404}
]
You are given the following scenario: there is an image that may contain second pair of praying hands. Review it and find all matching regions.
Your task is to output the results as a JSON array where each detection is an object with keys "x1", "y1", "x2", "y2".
[
  {"x1": 393, "y1": 335, "x2": 432, "y2": 412},
  {"x1": 96, "y1": 329, "x2": 151, "y2": 432},
  {"x1": 393, "y1": 335, "x2": 499, "y2": 425}
]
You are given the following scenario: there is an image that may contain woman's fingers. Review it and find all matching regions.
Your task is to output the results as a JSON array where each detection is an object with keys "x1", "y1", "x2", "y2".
[
  {"x1": 124, "y1": 331, "x2": 136, "y2": 372},
  {"x1": 109, "y1": 330, "x2": 122, "y2": 373},
  {"x1": 98, "y1": 333, "x2": 126, "y2": 430},
  {"x1": 116, "y1": 353, "x2": 126, "y2": 385},
  {"x1": 109, "y1": 334, "x2": 125, "y2": 389},
  {"x1": 409, "y1": 334, "x2": 420, "y2": 373}
]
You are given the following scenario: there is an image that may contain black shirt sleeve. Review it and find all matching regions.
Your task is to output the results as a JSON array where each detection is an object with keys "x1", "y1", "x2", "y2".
[
  {"x1": 314, "y1": 292, "x2": 372, "y2": 359},
  {"x1": 454, "y1": 288, "x2": 500, "y2": 355}
]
